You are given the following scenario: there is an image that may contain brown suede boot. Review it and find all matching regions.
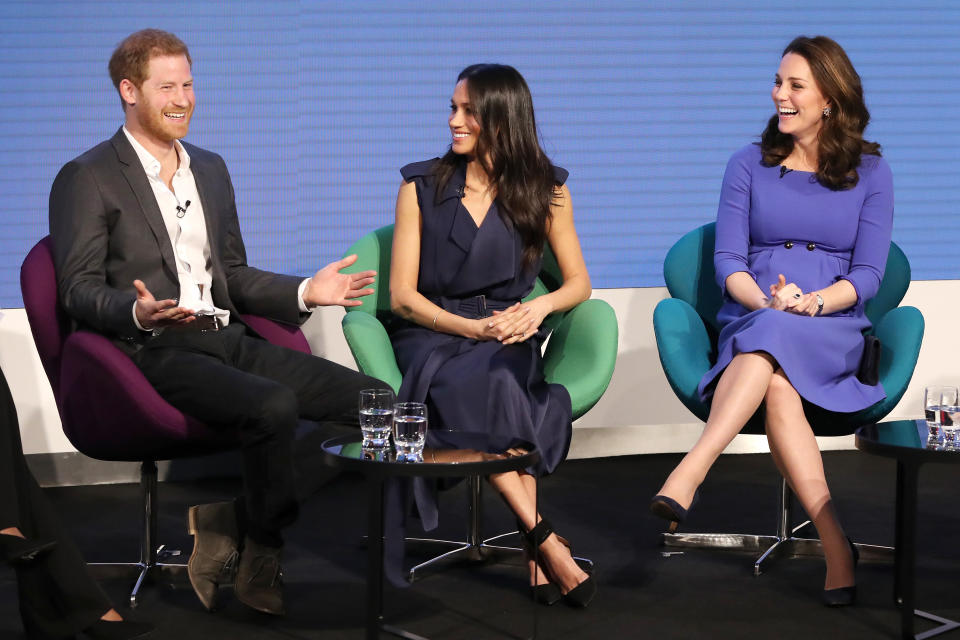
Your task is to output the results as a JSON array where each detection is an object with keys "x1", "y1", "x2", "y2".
[
  {"x1": 235, "y1": 536, "x2": 284, "y2": 616},
  {"x1": 187, "y1": 501, "x2": 239, "y2": 611}
]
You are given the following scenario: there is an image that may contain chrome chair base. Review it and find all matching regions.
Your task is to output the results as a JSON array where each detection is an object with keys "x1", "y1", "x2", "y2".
[
  {"x1": 661, "y1": 476, "x2": 892, "y2": 576},
  {"x1": 405, "y1": 532, "x2": 525, "y2": 582},
  {"x1": 664, "y1": 530, "x2": 893, "y2": 576},
  {"x1": 87, "y1": 461, "x2": 189, "y2": 607},
  {"x1": 89, "y1": 551, "x2": 188, "y2": 607},
  {"x1": 405, "y1": 475, "x2": 593, "y2": 583}
]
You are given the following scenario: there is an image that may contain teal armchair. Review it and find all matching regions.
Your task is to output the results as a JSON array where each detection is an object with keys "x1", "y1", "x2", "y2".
[
  {"x1": 653, "y1": 222, "x2": 924, "y2": 573},
  {"x1": 340, "y1": 224, "x2": 618, "y2": 580}
]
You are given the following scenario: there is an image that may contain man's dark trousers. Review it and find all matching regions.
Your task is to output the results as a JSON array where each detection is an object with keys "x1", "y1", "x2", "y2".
[{"x1": 133, "y1": 323, "x2": 385, "y2": 547}]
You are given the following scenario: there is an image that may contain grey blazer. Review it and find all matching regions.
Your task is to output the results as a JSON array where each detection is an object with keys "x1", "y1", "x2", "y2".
[{"x1": 49, "y1": 127, "x2": 306, "y2": 352}]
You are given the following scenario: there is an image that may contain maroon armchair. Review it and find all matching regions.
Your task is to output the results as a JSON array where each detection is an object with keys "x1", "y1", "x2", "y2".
[{"x1": 20, "y1": 236, "x2": 311, "y2": 606}]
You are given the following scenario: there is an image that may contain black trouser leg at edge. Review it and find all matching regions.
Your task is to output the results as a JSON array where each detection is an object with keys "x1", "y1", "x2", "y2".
[{"x1": 0, "y1": 365, "x2": 111, "y2": 636}]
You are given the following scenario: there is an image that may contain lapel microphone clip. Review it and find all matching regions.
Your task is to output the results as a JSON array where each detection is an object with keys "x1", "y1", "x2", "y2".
[{"x1": 175, "y1": 200, "x2": 192, "y2": 218}]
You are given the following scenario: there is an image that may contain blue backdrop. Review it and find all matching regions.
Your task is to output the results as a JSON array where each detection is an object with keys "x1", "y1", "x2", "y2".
[{"x1": 1, "y1": 1, "x2": 957, "y2": 307}]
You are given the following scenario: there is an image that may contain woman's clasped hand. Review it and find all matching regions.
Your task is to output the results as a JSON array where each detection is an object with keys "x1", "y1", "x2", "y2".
[
  {"x1": 765, "y1": 274, "x2": 822, "y2": 316},
  {"x1": 486, "y1": 299, "x2": 552, "y2": 344}
]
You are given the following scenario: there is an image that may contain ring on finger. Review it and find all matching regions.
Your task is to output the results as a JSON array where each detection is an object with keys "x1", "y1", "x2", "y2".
[{"x1": 793, "y1": 292, "x2": 802, "y2": 299}]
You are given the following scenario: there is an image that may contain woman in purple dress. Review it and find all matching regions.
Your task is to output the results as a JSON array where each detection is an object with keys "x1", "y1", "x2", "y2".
[
  {"x1": 390, "y1": 64, "x2": 595, "y2": 607},
  {"x1": 650, "y1": 36, "x2": 892, "y2": 607}
]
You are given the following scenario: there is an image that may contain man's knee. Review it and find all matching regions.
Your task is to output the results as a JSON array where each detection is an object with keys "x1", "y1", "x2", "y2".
[
  {"x1": 244, "y1": 385, "x2": 298, "y2": 443},
  {"x1": 360, "y1": 374, "x2": 392, "y2": 393}
]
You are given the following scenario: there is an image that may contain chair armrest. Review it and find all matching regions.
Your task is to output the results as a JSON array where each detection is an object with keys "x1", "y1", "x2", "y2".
[
  {"x1": 240, "y1": 314, "x2": 311, "y2": 354},
  {"x1": 58, "y1": 331, "x2": 227, "y2": 460},
  {"x1": 653, "y1": 298, "x2": 713, "y2": 422},
  {"x1": 542, "y1": 299, "x2": 618, "y2": 419},
  {"x1": 841, "y1": 305, "x2": 924, "y2": 427},
  {"x1": 873, "y1": 305, "x2": 924, "y2": 389},
  {"x1": 341, "y1": 311, "x2": 403, "y2": 394}
]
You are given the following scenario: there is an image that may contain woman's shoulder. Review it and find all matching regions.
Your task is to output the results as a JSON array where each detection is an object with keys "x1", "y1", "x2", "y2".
[
  {"x1": 858, "y1": 152, "x2": 890, "y2": 173},
  {"x1": 729, "y1": 143, "x2": 763, "y2": 165},
  {"x1": 551, "y1": 164, "x2": 569, "y2": 187},
  {"x1": 400, "y1": 157, "x2": 441, "y2": 182},
  {"x1": 721, "y1": 143, "x2": 763, "y2": 179},
  {"x1": 858, "y1": 152, "x2": 892, "y2": 188}
]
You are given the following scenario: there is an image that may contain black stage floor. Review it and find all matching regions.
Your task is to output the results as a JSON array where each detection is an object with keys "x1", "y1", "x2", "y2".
[{"x1": 2, "y1": 450, "x2": 958, "y2": 639}]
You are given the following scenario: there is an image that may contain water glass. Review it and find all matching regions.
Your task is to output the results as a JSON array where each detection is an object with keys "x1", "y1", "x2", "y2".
[
  {"x1": 924, "y1": 386, "x2": 948, "y2": 440},
  {"x1": 393, "y1": 402, "x2": 428, "y2": 462},
  {"x1": 939, "y1": 386, "x2": 960, "y2": 446},
  {"x1": 359, "y1": 389, "x2": 395, "y2": 448}
]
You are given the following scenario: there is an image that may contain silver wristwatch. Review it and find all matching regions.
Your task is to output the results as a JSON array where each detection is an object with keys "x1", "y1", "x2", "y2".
[{"x1": 815, "y1": 293, "x2": 824, "y2": 316}]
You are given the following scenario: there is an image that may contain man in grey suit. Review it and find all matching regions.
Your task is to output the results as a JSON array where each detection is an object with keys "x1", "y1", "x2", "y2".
[{"x1": 49, "y1": 29, "x2": 385, "y2": 617}]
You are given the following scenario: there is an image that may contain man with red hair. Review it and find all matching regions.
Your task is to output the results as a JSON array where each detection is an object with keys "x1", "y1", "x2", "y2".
[{"x1": 49, "y1": 29, "x2": 385, "y2": 617}]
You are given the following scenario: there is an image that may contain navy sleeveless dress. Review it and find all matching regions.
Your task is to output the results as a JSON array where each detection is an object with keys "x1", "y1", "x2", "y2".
[{"x1": 388, "y1": 157, "x2": 573, "y2": 531}]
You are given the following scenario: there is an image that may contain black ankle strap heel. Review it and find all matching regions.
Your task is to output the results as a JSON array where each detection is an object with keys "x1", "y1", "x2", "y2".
[
  {"x1": 518, "y1": 518, "x2": 596, "y2": 608},
  {"x1": 517, "y1": 519, "x2": 562, "y2": 606}
]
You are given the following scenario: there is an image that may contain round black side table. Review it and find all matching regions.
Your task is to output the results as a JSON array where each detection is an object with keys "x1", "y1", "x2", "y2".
[
  {"x1": 322, "y1": 435, "x2": 540, "y2": 640},
  {"x1": 856, "y1": 419, "x2": 960, "y2": 640}
]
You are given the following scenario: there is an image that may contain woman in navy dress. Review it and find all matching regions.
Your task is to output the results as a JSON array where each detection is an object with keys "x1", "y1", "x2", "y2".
[
  {"x1": 390, "y1": 64, "x2": 595, "y2": 606},
  {"x1": 650, "y1": 36, "x2": 893, "y2": 606}
]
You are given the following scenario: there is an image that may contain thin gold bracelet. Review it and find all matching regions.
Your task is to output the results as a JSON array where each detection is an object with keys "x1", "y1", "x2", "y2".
[{"x1": 432, "y1": 310, "x2": 441, "y2": 330}]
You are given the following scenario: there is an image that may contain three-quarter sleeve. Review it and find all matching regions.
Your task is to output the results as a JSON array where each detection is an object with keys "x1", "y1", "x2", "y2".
[
  {"x1": 839, "y1": 156, "x2": 894, "y2": 304},
  {"x1": 713, "y1": 146, "x2": 756, "y2": 294}
]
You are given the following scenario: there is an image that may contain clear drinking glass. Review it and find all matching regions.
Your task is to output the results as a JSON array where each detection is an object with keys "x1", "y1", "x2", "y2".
[
  {"x1": 393, "y1": 402, "x2": 428, "y2": 462},
  {"x1": 359, "y1": 389, "x2": 395, "y2": 448},
  {"x1": 939, "y1": 386, "x2": 960, "y2": 446},
  {"x1": 924, "y1": 386, "x2": 947, "y2": 440}
]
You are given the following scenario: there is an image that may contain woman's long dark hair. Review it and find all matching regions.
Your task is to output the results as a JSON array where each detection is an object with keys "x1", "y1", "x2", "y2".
[
  {"x1": 434, "y1": 64, "x2": 558, "y2": 270},
  {"x1": 760, "y1": 36, "x2": 881, "y2": 190}
]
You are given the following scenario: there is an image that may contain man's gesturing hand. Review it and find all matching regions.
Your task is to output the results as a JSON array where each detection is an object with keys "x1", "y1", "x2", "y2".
[
  {"x1": 133, "y1": 279, "x2": 196, "y2": 330},
  {"x1": 302, "y1": 254, "x2": 376, "y2": 308}
]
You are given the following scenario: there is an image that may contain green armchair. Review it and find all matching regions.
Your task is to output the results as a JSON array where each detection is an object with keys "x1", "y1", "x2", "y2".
[
  {"x1": 340, "y1": 224, "x2": 618, "y2": 580},
  {"x1": 653, "y1": 222, "x2": 924, "y2": 573}
]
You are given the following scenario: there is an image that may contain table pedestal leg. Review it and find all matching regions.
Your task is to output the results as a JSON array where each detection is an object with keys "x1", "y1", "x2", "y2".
[
  {"x1": 530, "y1": 477, "x2": 539, "y2": 640},
  {"x1": 895, "y1": 461, "x2": 918, "y2": 639},
  {"x1": 368, "y1": 478, "x2": 385, "y2": 640},
  {"x1": 367, "y1": 478, "x2": 432, "y2": 640},
  {"x1": 893, "y1": 459, "x2": 960, "y2": 640}
]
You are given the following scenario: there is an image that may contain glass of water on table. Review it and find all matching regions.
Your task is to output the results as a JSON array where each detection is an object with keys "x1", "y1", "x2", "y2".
[
  {"x1": 359, "y1": 389, "x2": 395, "y2": 448},
  {"x1": 924, "y1": 386, "x2": 949, "y2": 440},
  {"x1": 393, "y1": 402, "x2": 428, "y2": 462},
  {"x1": 939, "y1": 386, "x2": 960, "y2": 447}
]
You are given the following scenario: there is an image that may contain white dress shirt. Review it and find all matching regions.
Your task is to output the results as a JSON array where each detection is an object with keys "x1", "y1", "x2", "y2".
[
  {"x1": 123, "y1": 128, "x2": 310, "y2": 331},
  {"x1": 123, "y1": 127, "x2": 226, "y2": 328}
]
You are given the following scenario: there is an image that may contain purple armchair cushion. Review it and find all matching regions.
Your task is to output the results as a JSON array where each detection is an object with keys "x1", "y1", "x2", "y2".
[
  {"x1": 240, "y1": 314, "x2": 311, "y2": 354},
  {"x1": 20, "y1": 237, "x2": 70, "y2": 392},
  {"x1": 58, "y1": 331, "x2": 234, "y2": 461},
  {"x1": 22, "y1": 236, "x2": 314, "y2": 463}
]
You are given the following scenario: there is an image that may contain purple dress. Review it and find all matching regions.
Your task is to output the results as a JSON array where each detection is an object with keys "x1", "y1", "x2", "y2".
[
  {"x1": 388, "y1": 157, "x2": 573, "y2": 530},
  {"x1": 697, "y1": 144, "x2": 893, "y2": 412}
]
